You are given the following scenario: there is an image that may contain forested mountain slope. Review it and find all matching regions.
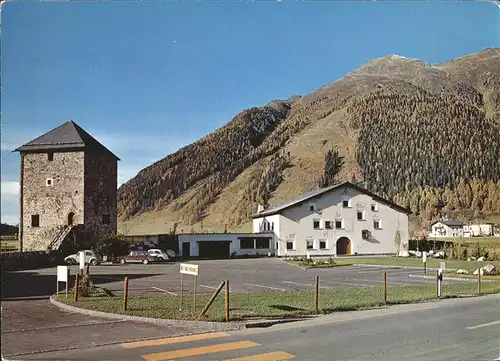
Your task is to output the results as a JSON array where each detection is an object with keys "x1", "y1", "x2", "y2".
[{"x1": 117, "y1": 48, "x2": 500, "y2": 235}]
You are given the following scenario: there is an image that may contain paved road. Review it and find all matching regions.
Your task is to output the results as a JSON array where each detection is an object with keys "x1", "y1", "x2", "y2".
[
  {"x1": 8, "y1": 258, "x2": 473, "y2": 298},
  {"x1": 10, "y1": 294, "x2": 500, "y2": 361}
]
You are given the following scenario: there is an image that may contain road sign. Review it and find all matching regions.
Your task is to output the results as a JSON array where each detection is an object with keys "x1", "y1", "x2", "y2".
[
  {"x1": 79, "y1": 251, "x2": 85, "y2": 270},
  {"x1": 440, "y1": 262, "x2": 446, "y2": 271},
  {"x1": 180, "y1": 263, "x2": 199, "y2": 276},
  {"x1": 56, "y1": 265, "x2": 70, "y2": 297}
]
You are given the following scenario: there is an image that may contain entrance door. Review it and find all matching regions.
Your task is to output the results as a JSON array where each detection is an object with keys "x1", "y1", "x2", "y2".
[
  {"x1": 336, "y1": 237, "x2": 351, "y2": 255},
  {"x1": 198, "y1": 241, "x2": 231, "y2": 259},
  {"x1": 182, "y1": 242, "x2": 191, "y2": 258}
]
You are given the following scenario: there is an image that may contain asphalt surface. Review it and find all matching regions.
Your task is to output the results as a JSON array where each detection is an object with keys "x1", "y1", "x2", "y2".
[
  {"x1": 5, "y1": 258, "x2": 474, "y2": 299},
  {"x1": 8, "y1": 294, "x2": 500, "y2": 361}
]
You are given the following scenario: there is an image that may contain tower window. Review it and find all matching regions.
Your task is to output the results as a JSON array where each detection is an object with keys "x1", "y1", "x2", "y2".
[
  {"x1": 48, "y1": 152, "x2": 54, "y2": 161},
  {"x1": 102, "y1": 213, "x2": 110, "y2": 224},
  {"x1": 46, "y1": 178, "x2": 53, "y2": 187},
  {"x1": 31, "y1": 215, "x2": 40, "y2": 227}
]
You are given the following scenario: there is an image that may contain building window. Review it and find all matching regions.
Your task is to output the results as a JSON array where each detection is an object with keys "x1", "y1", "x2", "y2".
[
  {"x1": 374, "y1": 220, "x2": 382, "y2": 229},
  {"x1": 313, "y1": 219, "x2": 321, "y2": 229},
  {"x1": 325, "y1": 221, "x2": 333, "y2": 229},
  {"x1": 343, "y1": 199, "x2": 351, "y2": 208},
  {"x1": 240, "y1": 238, "x2": 254, "y2": 249},
  {"x1": 371, "y1": 204, "x2": 378, "y2": 212},
  {"x1": 286, "y1": 240, "x2": 295, "y2": 250},
  {"x1": 306, "y1": 239, "x2": 314, "y2": 250},
  {"x1": 256, "y1": 238, "x2": 270, "y2": 249},
  {"x1": 319, "y1": 240, "x2": 327, "y2": 249},
  {"x1": 271, "y1": 222, "x2": 274, "y2": 231},
  {"x1": 31, "y1": 215, "x2": 40, "y2": 227},
  {"x1": 362, "y1": 229, "x2": 370, "y2": 239},
  {"x1": 46, "y1": 178, "x2": 53, "y2": 187},
  {"x1": 102, "y1": 213, "x2": 111, "y2": 224},
  {"x1": 357, "y1": 211, "x2": 365, "y2": 220},
  {"x1": 48, "y1": 152, "x2": 54, "y2": 161},
  {"x1": 309, "y1": 203, "x2": 316, "y2": 212},
  {"x1": 335, "y1": 220, "x2": 344, "y2": 229}
]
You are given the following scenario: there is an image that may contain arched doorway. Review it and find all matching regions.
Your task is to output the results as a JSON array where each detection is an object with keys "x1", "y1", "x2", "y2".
[
  {"x1": 336, "y1": 237, "x2": 351, "y2": 255},
  {"x1": 67, "y1": 212, "x2": 75, "y2": 226}
]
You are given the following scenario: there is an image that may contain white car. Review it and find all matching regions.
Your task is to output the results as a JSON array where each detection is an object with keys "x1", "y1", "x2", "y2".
[
  {"x1": 147, "y1": 249, "x2": 170, "y2": 261},
  {"x1": 64, "y1": 250, "x2": 102, "y2": 266}
]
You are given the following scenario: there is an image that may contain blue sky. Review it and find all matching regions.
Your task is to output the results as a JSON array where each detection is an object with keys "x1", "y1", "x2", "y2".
[{"x1": 1, "y1": 1, "x2": 499, "y2": 225}]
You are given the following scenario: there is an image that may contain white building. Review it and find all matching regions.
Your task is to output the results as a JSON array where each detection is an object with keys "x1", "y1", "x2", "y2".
[
  {"x1": 463, "y1": 223, "x2": 495, "y2": 237},
  {"x1": 430, "y1": 220, "x2": 464, "y2": 237},
  {"x1": 177, "y1": 232, "x2": 275, "y2": 258},
  {"x1": 251, "y1": 181, "x2": 411, "y2": 257}
]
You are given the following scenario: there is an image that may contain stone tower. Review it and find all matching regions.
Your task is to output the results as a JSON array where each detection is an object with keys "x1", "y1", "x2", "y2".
[{"x1": 14, "y1": 120, "x2": 120, "y2": 251}]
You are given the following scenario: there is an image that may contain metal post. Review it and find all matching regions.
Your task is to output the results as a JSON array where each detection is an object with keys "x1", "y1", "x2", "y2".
[
  {"x1": 384, "y1": 272, "x2": 388, "y2": 305},
  {"x1": 424, "y1": 261, "x2": 427, "y2": 275},
  {"x1": 66, "y1": 269, "x2": 70, "y2": 297},
  {"x1": 74, "y1": 274, "x2": 79, "y2": 302},
  {"x1": 123, "y1": 277, "x2": 129, "y2": 312},
  {"x1": 436, "y1": 270, "x2": 439, "y2": 298},
  {"x1": 314, "y1": 275, "x2": 319, "y2": 313},
  {"x1": 225, "y1": 280, "x2": 230, "y2": 322}
]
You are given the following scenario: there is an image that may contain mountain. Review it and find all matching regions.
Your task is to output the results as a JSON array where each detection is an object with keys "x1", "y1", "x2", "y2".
[
  {"x1": 0, "y1": 223, "x2": 19, "y2": 236},
  {"x1": 117, "y1": 48, "x2": 500, "y2": 235}
]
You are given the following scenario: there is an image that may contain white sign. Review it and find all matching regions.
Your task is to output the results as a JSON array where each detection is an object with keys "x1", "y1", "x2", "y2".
[
  {"x1": 57, "y1": 265, "x2": 68, "y2": 282},
  {"x1": 180, "y1": 263, "x2": 199, "y2": 276},
  {"x1": 79, "y1": 251, "x2": 85, "y2": 270},
  {"x1": 440, "y1": 262, "x2": 446, "y2": 271},
  {"x1": 422, "y1": 252, "x2": 427, "y2": 263}
]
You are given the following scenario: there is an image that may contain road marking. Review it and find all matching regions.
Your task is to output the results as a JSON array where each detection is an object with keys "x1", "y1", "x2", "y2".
[
  {"x1": 200, "y1": 285, "x2": 217, "y2": 290},
  {"x1": 466, "y1": 320, "x2": 500, "y2": 330},
  {"x1": 321, "y1": 279, "x2": 376, "y2": 288},
  {"x1": 225, "y1": 351, "x2": 296, "y2": 361},
  {"x1": 151, "y1": 286, "x2": 178, "y2": 296},
  {"x1": 282, "y1": 281, "x2": 330, "y2": 289},
  {"x1": 244, "y1": 283, "x2": 287, "y2": 291},
  {"x1": 353, "y1": 278, "x2": 412, "y2": 286},
  {"x1": 141, "y1": 340, "x2": 260, "y2": 360},
  {"x1": 120, "y1": 332, "x2": 230, "y2": 348}
]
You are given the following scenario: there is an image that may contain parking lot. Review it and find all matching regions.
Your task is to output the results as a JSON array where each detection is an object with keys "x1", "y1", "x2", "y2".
[{"x1": 30, "y1": 258, "x2": 475, "y2": 297}]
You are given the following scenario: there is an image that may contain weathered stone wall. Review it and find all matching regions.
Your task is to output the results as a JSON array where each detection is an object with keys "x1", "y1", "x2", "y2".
[
  {"x1": 84, "y1": 150, "x2": 118, "y2": 242},
  {"x1": 21, "y1": 151, "x2": 85, "y2": 251}
]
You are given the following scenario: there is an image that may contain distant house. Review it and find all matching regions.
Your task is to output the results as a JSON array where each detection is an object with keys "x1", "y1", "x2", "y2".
[
  {"x1": 463, "y1": 223, "x2": 495, "y2": 237},
  {"x1": 251, "y1": 181, "x2": 411, "y2": 257},
  {"x1": 430, "y1": 220, "x2": 464, "y2": 238}
]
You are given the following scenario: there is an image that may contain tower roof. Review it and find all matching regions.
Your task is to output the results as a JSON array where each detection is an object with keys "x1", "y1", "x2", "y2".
[{"x1": 14, "y1": 120, "x2": 120, "y2": 160}]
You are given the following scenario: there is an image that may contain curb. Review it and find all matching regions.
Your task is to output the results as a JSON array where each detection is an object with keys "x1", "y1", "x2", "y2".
[
  {"x1": 49, "y1": 296, "x2": 243, "y2": 331},
  {"x1": 244, "y1": 317, "x2": 312, "y2": 328},
  {"x1": 408, "y1": 274, "x2": 497, "y2": 282},
  {"x1": 352, "y1": 263, "x2": 458, "y2": 271}
]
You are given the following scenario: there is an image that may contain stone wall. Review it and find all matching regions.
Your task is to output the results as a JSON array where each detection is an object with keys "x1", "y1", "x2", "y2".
[
  {"x1": 21, "y1": 151, "x2": 85, "y2": 251},
  {"x1": 83, "y1": 150, "x2": 118, "y2": 242}
]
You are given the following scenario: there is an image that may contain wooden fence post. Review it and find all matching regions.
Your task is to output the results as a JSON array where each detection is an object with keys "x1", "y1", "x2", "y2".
[
  {"x1": 74, "y1": 273, "x2": 79, "y2": 302},
  {"x1": 314, "y1": 275, "x2": 319, "y2": 313},
  {"x1": 225, "y1": 280, "x2": 230, "y2": 322},
  {"x1": 123, "y1": 277, "x2": 129, "y2": 312},
  {"x1": 478, "y1": 270, "x2": 481, "y2": 294},
  {"x1": 384, "y1": 272, "x2": 388, "y2": 305},
  {"x1": 199, "y1": 280, "x2": 225, "y2": 319}
]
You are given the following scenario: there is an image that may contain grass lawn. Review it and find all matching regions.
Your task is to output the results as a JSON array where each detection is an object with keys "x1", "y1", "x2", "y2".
[
  {"x1": 55, "y1": 282, "x2": 500, "y2": 322},
  {"x1": 330, "y1": 257, "x2": 500, "y2": 272}
]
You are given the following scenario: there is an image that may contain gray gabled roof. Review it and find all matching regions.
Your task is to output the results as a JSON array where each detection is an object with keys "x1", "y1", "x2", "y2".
[
  {"x1": 251, "y1": 181, "x2": 412, "y2": 218},
  {"x1": 13, "y1": 120, "x2": 120, "y2": 160},
  {"x1": 432, "y1": 220, "x2": 464, "y2": 227}
]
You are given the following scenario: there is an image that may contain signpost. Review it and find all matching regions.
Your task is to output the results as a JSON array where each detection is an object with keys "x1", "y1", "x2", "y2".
[
  {"x1": 79, "y1": 251, "x2": 85, "y2": 275},
  {"x1": 422, "y1": 251, "x2": 427, "y2": 275},
  {"x1": 56, "y1": 265, "x2": 70, "y2": 297},
  {"x1": 437, "y1": 262, "x2": 445, "y2": 298},
  {"x1": 179, "y1": 263, "x2": 199, "y2": 312}
]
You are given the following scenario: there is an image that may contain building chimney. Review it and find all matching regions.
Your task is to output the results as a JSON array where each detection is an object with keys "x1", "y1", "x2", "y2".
[{"x1": 257, "y1": 204, "x2": 264, "y2": 213}]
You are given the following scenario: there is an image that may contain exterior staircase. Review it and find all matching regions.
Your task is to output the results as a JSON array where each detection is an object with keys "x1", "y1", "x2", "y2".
[{"x1": 47, "y1": 225, "x2": 75, "y2": 251}]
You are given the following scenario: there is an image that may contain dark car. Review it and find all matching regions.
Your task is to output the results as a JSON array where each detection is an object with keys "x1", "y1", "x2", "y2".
[{"x1": 119, "y1": 251, "x2": 157, "y2": 265}]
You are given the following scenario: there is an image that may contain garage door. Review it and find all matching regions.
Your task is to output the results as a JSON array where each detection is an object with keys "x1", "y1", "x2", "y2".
[{"x1": 198, "y1": 241, "x2": 231, "y2": 259}]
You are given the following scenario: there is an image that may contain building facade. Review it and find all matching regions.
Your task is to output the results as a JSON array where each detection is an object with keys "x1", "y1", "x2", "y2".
[
  {"x1": 463, "y1": 223, "x2": 495, "y2": 237},
  {"x1": 252, "y1": 182, "x2": 411, "y2": 257},
  {"x1": 430, "y1": 221, "x2": 464, "y2": 238},
  {"x1": 14, "y1": 120, "x2": 119, "y2": 251}
]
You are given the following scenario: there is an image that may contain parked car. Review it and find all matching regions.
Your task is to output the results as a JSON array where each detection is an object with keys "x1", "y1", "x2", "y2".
[
  {"x1": 119, "y1": 251, "x2": 157, "y2": 265},
  {"x1": 64, "y1": 250, "x2": 102, "y2": 266},
  {"x1": 148, "y1": 249, "x2": 170, "y2": 261}
]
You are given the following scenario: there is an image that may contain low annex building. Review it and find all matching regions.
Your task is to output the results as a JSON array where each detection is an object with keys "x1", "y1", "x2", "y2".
[
  {"x1": 251, "y1": 181, "x2": 411, "y2": 257},
  {"x1": 14, "y1": 120, "x2": 120, "y2": 251}
]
